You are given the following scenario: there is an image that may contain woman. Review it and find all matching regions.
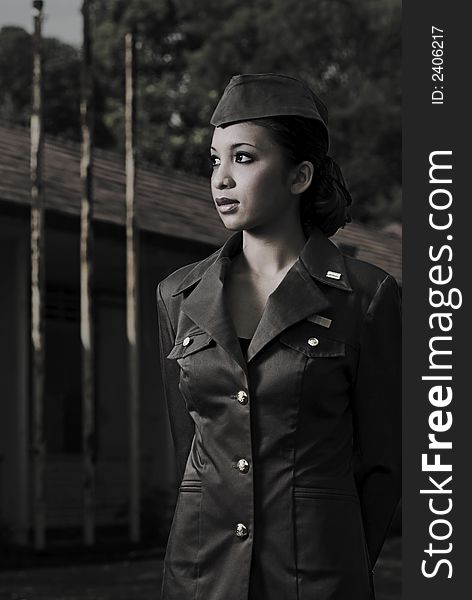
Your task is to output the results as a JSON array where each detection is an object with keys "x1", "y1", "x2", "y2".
[{"x1": 157, "y1": 73, "x2": 401, "y2": 600}]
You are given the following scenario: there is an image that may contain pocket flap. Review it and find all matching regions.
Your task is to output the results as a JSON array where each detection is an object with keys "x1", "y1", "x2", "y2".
[
  {"x1": 280, "y1": 329, "x2": 345, "y2": 358},
  {"x1": 166, "y1": 331, "x2": 213, "y2": 360}
]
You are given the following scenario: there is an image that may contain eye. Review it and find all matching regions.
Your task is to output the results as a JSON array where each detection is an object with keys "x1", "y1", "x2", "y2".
[
  {"x1": 235, "y1": 152, "x2": 253, "y2": 163},
  {"x1": 209, "y1": 154, "x2": 220, "y2": 169}
]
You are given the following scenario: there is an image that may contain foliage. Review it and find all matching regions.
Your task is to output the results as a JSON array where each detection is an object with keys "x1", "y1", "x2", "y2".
[
  {"x1": 0, "y1": 25, "x2": 111, "y2": 145},
  {"x1": 0, "y1": 26, "x2": 81, "y2": 140},
  {"x1": 0, "y1": 0, "x2": 401, "y2": 223}
]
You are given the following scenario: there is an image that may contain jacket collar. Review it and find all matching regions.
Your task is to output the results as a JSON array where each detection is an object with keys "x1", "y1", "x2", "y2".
[
  {"x1": 171, "y1": 226, "x2": 352, "y2": 297},
  {"x1": 169, "y1": 227, "x2": 352, "y2": 373}
]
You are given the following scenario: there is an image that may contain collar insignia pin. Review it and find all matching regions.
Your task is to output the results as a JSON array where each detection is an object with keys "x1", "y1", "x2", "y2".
[{"x1": 326, "y1": 270, "x2": 342, "y2": 280}]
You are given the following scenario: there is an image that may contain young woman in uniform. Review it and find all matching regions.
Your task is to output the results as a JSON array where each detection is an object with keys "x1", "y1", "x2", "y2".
[{"x1": 157, "y1": 73, "x2": 401, "y2": 600}]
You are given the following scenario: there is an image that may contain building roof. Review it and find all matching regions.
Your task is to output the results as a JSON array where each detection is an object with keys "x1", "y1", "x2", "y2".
[{"x1": 0, "y1": 121, "x2": 401, "y2": 283}]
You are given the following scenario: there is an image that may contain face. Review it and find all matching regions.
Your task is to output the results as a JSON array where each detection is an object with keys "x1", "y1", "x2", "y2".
[{"x1": 210, "y1": 122, "x2": 299, "y2": 232}]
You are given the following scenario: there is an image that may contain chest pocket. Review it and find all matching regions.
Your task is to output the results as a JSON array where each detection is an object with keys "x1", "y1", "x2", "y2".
[
  {"x1": 279, "y1": 323, "x2": 345, "y2": 358},
  {"x1": 279, "y1": 321, "x2": 353, "y2": 394},
  {"x1": 166, "y1": 331, "x2": 213, "y2": 361}
]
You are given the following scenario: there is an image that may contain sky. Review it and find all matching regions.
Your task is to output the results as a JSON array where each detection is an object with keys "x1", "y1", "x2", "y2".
[{"x1": 1, "y1": 0, "x2": 82, "y2": 46}]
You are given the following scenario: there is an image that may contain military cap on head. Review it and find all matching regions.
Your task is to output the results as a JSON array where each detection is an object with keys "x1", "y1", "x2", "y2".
[{"x1": 210, "y1": 73, "x2": 330, "y2": 151}]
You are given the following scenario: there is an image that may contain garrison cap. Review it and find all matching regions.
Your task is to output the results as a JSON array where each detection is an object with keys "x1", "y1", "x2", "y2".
[{"x1": 210, "y1": 73, "x2": 330, "y2": 151}]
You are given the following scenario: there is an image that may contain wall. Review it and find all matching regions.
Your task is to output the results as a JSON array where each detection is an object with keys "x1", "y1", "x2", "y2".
[
  {"x1": 0, "y1": 216, "x2": 29, "y2": 545},
  {"x1": 0, "y1": 208, "x2": 215, "y2": 543}
]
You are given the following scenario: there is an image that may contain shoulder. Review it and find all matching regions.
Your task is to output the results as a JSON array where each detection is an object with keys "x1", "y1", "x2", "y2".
[
  {"x1": 156, "y1": 260, "x2": 200, "y2": 301},
  {"x1": 342, "y1": 254, "x2": 401, "y2": 312},
  {"x1": 344, "y1": 254, "x2": 399, "y2": 291},
  {"x1": 156, "y1": 248, "x2": 220, "y2": 305}
]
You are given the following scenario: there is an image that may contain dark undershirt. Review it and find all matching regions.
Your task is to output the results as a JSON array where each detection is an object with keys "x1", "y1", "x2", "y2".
[{"x1": 238, "y1": 336, "x2": 251, "y2": 357}]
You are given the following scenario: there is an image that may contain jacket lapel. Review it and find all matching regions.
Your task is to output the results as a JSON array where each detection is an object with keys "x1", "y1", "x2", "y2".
[
  {"x1": 170, "y1": 226, "x2": 352, "y2": 371},
  {"x1": 245, "y1": 258, "x2": 330, "y2": 363},
  {"x1": 176, "y1": 240, "x2": 248, "y2": 375}
]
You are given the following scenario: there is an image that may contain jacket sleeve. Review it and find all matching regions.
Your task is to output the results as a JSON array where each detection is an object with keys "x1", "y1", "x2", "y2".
[
  {"x1": 156, "y1": 281, "x2": 195, "y2": 483},
  {"x1": 352, "y1": 273, "x2": 402, "y2": 569}
]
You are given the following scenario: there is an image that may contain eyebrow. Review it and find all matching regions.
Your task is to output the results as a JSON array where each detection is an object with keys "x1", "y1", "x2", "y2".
[{"x1": 210, "y1": 142, "x2": 258, "y2": 151}]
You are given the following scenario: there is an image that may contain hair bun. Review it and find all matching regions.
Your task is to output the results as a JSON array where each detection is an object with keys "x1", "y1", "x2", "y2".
[{"x1": 301, "y1": 156, "x2": 352, "y2": 237}]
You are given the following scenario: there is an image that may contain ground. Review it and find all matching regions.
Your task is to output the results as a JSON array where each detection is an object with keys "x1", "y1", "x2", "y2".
[{"x1": 0, "y1": 537, "x2": 400, "y2": 600}]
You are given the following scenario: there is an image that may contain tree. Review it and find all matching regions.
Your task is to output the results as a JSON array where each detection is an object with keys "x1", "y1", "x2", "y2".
[
  {"x1": 92, "y1": 0, "x2": 401, "y2": 221},
  {"x1": 0, "y1": 0, "x2": 402, "y2": 223},
  {"x1": 0, "y1": 26, "x2": 81, "y2": 140},
  {"x1": 0, "y1": 25, "x2": 111, "y2": 146}
]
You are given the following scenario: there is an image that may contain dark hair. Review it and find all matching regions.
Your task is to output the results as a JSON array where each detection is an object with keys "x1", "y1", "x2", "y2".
[{"x1": 250, "y1": 116, "x2": 352, "y2": 237}]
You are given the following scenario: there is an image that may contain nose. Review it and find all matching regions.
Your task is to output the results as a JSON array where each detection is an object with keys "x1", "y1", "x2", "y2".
[{"x1": 212, "y1": 160, "x2": 235, "y2": 190}]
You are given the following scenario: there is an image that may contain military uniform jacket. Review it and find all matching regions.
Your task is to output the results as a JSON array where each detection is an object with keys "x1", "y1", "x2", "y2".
[{"x1": 156, "y1": 226, "x2": 401, "y2": 600}]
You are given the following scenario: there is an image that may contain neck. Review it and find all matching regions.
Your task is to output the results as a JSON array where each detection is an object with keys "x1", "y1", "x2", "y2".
[{"x1": 238, "y1": 219, "x2": 308, "y2": 277}]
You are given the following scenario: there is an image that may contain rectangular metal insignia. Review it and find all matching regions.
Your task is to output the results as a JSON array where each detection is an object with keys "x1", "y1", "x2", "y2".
[
  {"x1": 326, "y1": 270, "x2": 342, "y2": 280},
  {"x1": 307, "y1": 314, "x2": 332, "y2": 329}
]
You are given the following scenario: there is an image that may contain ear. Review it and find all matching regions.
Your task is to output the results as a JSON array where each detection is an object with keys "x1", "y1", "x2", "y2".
[{"x1": 290, "y1": 161, "x2": 314, "y2": 195}]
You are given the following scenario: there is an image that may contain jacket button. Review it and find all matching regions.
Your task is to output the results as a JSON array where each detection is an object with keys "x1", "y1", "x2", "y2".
[
  {"x1": 235, "y1": 523, "x2": 248, "y2": 538},
  {"x1": 307, "y1": 337, "x2": 319, "y2": 347},
  {"x1": 182, "y1": 336, "x2": 192, "y2": 347},
  {"x1": 236, "y1": 390, "x2": 248, "y2": 404},
  {"x1": 237, "y1": 459, "x2": 249, "y2": 473}
]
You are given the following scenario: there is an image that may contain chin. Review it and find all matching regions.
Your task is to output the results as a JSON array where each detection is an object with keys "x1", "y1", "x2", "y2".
[
  {"x1": 216, "y1": 207, "x2": 266, "y2": 232},
  {"x1": 220, "y1": 222, "x2": 246, "y2": 232},
  {"x1": 217, "y1": 212, "x2": 247, "y2": 231}
]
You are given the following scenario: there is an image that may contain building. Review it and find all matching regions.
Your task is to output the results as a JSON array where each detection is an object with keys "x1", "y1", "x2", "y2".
[{"x1": 0, "y1": 121, "x2": 401, "y2": 546}]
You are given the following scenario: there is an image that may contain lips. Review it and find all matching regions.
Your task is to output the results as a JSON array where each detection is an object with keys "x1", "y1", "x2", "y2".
[
  {"x1": 215, "y1": 197, "x2": 239, "y2": 206},
  {"x1": 215, "y1": 197, "x2": 240, "y2": 215}
]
